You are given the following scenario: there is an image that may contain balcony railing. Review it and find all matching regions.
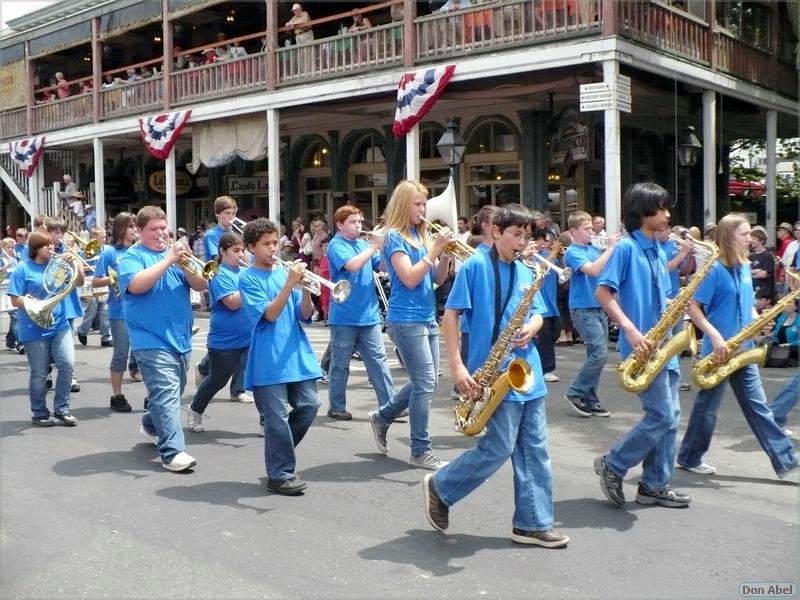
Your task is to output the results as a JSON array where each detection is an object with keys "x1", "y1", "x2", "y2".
[
  {"x1": 775, "y1": 59, "x2": 798, "y2": 100},
  {"x1": 277, "y1": 22, "x2": 403, "y2": 85},
  {"x1": 618, "y1": 1, "x2": 709, "y2": 63},
  {"x1": 416, "y1": 0, "x2": 601, "y2": 61},
  {"x1": 172, "y1": 52, "x2": 269, "y2": 105},
  {"x1": 101, "y1": 76, "x2": 163, "y2": 119},
  {"x1": 714, "y1": 30, "x2": 773, "y2": 88},
  {"x1": 0, "y1": 152, "x2": 29, "y2": 195},
  {"x1": 32, "y1": 95, "x2": 93, "y2": 134},
  {"x1": 0, "y1": 107, "x2": 27, "y2": 141}
]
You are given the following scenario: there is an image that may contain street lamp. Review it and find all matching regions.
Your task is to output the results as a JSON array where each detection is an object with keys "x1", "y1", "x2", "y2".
[
  {"x1": 677, "y1": 126, "x2": 702, "y2": 168},
  {"x1": 436, "y1": 117, "x2": 466, "y2": 173}
]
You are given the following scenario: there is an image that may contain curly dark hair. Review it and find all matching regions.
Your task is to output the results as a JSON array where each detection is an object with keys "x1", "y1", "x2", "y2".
[{"x1": 242, "y1": 218, "x2": 278, "y2": 247}]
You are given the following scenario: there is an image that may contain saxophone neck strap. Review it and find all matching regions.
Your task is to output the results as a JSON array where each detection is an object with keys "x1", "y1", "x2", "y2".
[{"x1": 490, "y1": 244, "x2": 516, "y2": 344}]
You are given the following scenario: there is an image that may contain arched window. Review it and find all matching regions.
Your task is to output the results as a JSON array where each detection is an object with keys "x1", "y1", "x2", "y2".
[
  {"x1": 301, "y1": 140, "x2": 331, "y2": 169},
  {"x1": 420, "y1": 124, "x2": 445, "y2": 159},
  {"x1": 352, "y1": 134, "x2": 385, "y2": 164},
  {"x1": 464, "y1": 117, "x2": 521, "y2": 214},
  {"x1": 466, "y1": 119, "x2": 518, "y2": 154}
]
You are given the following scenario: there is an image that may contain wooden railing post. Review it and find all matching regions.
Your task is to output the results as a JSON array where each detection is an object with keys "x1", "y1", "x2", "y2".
[
  {"x1": 769, "y1": 1, "x2": 778, "y2": 92},
  {"x1": 162, "y1": 0, "x2": 172, "y2": 110},
  {"x1": 266, "y1": 0, "x2": 278, "y2": 91},
  {"x1": 707, "y1": 0, "x2": 716, "y2": 70},
  {"x1": 403, "y1": 0, "x2": 416, "y2": 67},
  {"x1": 91, "y1": 17, "x2": 101, "y2": 123},
  {"x1": 24, "y1": 41, "x2": 33, "y2": 136},
  {"x1": 601, "y1": 0, "x2": 618, "y2": 36}
]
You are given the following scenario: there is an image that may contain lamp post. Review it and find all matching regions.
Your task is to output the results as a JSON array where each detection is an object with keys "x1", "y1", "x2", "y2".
[
  {"x1": 436, "y1": 117, "x2": 466, "y2": 196},
  {"x1": 676, "y1": 125, "x2": 702, "y2": 225}
]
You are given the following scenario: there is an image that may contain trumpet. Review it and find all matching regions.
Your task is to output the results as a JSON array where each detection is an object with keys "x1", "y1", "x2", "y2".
[
  {"x1": 161, "y1": 237, "x2": 218, "y2": 280},
  {"x1": 360, "y1": 229, "x2": 384, "y2": 243},
  {"x1": 66, "y1": 230, "x2": 101, "y2": 259},
  {"x1": 272, "y1": 255, "x2": 351, "y2": 303},
  {"x1": 420, "y1": 217, "x2": 475, "y2": 262},
  {"x1": 518, "y1": 252, "x2": 572, "y2": 284},
  {"x1": 589, "y1": 235, "x2": 608, "y2": 250},
  {"x1": 230, "y1": 217, "x2": 248, "y2": 235},
  {"x1": 59, "y1": 244, "x2": 95, "y2": 272}
]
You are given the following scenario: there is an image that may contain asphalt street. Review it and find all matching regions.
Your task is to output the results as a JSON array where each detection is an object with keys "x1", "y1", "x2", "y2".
[{"x1": 0, "y1": 314, "x2": 798, "y2": 600}]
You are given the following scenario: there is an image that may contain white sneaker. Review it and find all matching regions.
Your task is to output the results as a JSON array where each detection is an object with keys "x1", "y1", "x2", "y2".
[
  {"x1": 138, "y1": 425, "x2": 158, "y2": 446},
  {"x1": 162, "y1": 451, "x2": 196, "y2": 472},
  {"x1": 544, "y1": 372, "x2": 560, "y2": 383},
  {"x1": 782, "y1": 428, "x2": 794, "y2": 437},
  {"x1": 188, "y1": 409, "x2": 204, "y2": 432},
  {"x1": 230, "y1": 392, "x2": 254, "y2": 403},
  {"x1": 677, "y1": 462, "x2": 716, "y2": 475}
]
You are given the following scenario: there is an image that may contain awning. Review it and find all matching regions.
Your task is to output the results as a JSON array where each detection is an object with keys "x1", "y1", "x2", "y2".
[
  {"x1": 168, "y1": 0, "x2": 228, "y2": 20},
  {"x1": 29, "y1": 21, "x2": 91, "y2": 58},
  {"x1": 99, "y1": 3, "x2": 163, "y2": 41},
  {"x1": 0, "y1": 44, "x2": 24, "y2": 67}
]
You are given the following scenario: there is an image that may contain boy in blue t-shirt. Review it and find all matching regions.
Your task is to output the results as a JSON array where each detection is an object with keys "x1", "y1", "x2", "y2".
[
  {"x1": 422, "y1": 204, "x2": 569, "y2": 549},
  {"x1": 239, "y1": 218, "x2": 321, "y2": 496},
  {"x1": 563, "y1": 210, "x2": 619, "y2": 417}
]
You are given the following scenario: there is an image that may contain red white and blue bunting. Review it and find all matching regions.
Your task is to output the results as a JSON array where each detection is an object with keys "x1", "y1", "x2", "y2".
[
  {"x1": 138, "y1": 110, "x2": 192, "y2": 159},
  {"x1": 392, "y1": 65, "x2": 456, "y2": 138},
  {"x1": 8, "y1": 136, "x2": 46, "y2": 177}
]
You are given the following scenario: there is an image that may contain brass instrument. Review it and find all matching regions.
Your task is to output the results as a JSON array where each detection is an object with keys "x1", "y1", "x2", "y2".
[
  {"x1": 59, "y1": 244, "x2": 95, "y2": 272},
  {"x1": 66, "y1": 230, "x2": 101, "y2": 259},
  {"x1": 230, "y1": 217, "x2": 248, "y2": 235},
  {"x1": 590, "y1": 235, "x2": 608, "y2": 250},
  {"x1": 453, "y1": 262, "x2": 545, "y2": 436},
  {"x1": 692, "y1": 269, "x2": 800, "y2": 389},
  {"x1": 420, "y1": 217, "x2": 475, "y2": 262},
  {"x1": 161, "y1": 237, "x2": 218, "y2": 280},
  {"x1": 23, "y1": 255, "x2": 80, "y2": 328},
  {"x1": 519, "y1": 252, "x2": 572, "y2": 284},
  {"x1": 107, "y1": 266, "x2": 120, "y2": 298},
  {"x1": 272, "y1": 255, "x2": 351, "y2": 303},
  {"x1": 617, "y1": 232, "x2": 719, "y2": 393}
]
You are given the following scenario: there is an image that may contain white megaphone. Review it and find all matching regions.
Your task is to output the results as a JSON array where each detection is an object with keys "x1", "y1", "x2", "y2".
[{"x1": 425, "y1": 176, "x2": 458, "y2": 229}]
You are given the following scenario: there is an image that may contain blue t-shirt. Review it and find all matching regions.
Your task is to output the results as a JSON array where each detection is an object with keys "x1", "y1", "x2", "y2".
[
  {"x1": 208, "y1": 263, "x2": 250, "y2": 350},
  {"x1": 694, "y1": 261, "x2": 755, "y2": 358},
  {"x1": 239, "y1": 266, "x2": 322, "y2": 387},
  {"x1": 536, "y1": 251, "x2": 560, "y2": 318},
  {"x1": 204, "y1": 225, "x2": 227, "y2": 259},
  {"x1": 7, "y1": 260, "x2": 71, "y2": 342},
  {"x1": 446, "y1": 252, "x2": 548, "y2": 402},
  {"x1": 658, "y1": 239, "x2": 680, "y2": 299},
  {"x1": 565, "y1": 243, "x2": 602, "y2": 309},
  {"x1": 94, "y1": 245, "x2": 129, "y2": 320},
  {"x1": 118, "y1": 244, "x2": 193, "y2": 354},
  {"x1": 459, "y1": 242, "x2": 493, "y2": 334},
  {"x1": 53, "y1": 243, "x2": 84, "y2": 320},
  {"x1": 327, "y1": 235, "x2": 381, "y2": 327},
  {"x1": 382, "y1": 228, "x2": 436, "y2": 323},
  {"x1": 14, "y1": 243, "x2": 25, "y2": 261},
  {"x1": 597, "y1": 230, "x2": 677, "y2": 370}
]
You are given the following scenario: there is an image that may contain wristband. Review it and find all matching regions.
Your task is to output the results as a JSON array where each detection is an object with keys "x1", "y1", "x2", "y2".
[{"x1": 422, "y1": 256, "x2": 435, "y2": 267}]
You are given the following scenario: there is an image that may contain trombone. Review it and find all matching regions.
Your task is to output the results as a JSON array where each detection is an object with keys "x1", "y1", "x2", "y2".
[
  {"x1": 59, "y1": 244, "x2": 95, "y2": 272},
  {"x1": 231, "y1": 217, "x2": 248, "y2": 235},
  {"x1": 161, "y1": 237, "x2": 218, "y2": 280},
  {"x1": 420, "y1": 217, "x2": 475, "y2": 262},
  {"x1": 66, "y1": 230, "x2": 101, "y2": 259},
  {"x1": 272, "y1": 255, "x2": 351, "y2": 303},
  {"x1": 518, "y1": 252, "x2": 572, "y2": 284}
]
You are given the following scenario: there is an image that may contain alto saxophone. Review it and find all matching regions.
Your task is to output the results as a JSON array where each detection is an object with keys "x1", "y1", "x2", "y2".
[
  {"x1": 617, "y1": 233, "x2": 719, "y2": 393},
  {"x1": 692, "y1": 269, "x2": 800, "y2": 389},
  {"x1": 453, "y1": 262, "x2": 545, "y2": 436}
]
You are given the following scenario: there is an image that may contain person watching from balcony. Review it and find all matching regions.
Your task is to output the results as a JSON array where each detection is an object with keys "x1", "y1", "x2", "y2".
[
  {"x1": 202, "y1": 48, "x2": 221, "y2": 64},
  {"x1": 286, "y1": 3, "x2": 314, "y2": 44},
  {"x1": 174, "y1": 46, "x2": 187, "y2": 70},
  {"x1": 439, "y1": 0, "x2": 473, "y2": 12},
  {"x1": 214, "y1": 33, "x2": 230, "y2": 59},
  {"x1": 59, "y1": 174, "x2": 78, "y2": 201},
  {"x1": 55, "y1": 72, "x2": 71, "y2": 99},
  {"x1": 349, "y1": 12, "x2": 372, "y2": 32},
  {"x1": 84, "y1": 205, "x2": 97, "y2": 231},
  {"x1": 68, "y1": 191, "x2": 86, "y2": 223},
  {"x1": 227, "y1": 39, "x2": 248, "y2": 59}
]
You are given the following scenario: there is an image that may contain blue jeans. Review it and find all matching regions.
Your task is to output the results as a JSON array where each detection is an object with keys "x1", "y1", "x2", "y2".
[
  {"x1": 567, "y1": 308, "x2": 608, "y2": 406},
  {"x1": 328, "y1": 324, "x2": 394, "y2": 412},
  {"x1": 78, "y1": 298, "x2": 111, "y2": 341},
  {"x1": 134, "y1": 348, "x2": 190, "y2": 463},
  {"x1": 678, "y1": 364, "x2": 798, "y2": 476},
  {"x1": 190, "y1": 347, "x2": 248, "y2": 414},
  {"x1": 377, "y1": 321, "x2": 439, "y2": 456},
  {"x1": 23, "y1": 328, "x2": 74, "y2": 418},
  {"x1": 433, "y1": 396, "x2": 554, "y2": 531},
  {"x1": 607, "y1": 368, "x2": 681, "y2": 490},
  {"x1": 109, "y1": 319, "x2": 130, "y2": 373},
  {"x1": 253, "y1": 379, "x2": 320, "y2": 481},
  {"x1": 770, "y1": 373, "x2": 799, "y2": 428}
]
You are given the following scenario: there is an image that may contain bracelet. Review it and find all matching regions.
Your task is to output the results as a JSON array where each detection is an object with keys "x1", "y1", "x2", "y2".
[{"x1": 422, "y1": 256, "x2": 435, "y2": 267}]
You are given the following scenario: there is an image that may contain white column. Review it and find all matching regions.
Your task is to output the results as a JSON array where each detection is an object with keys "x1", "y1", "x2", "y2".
[
  {"x1": 29, "y1": 164, "x2": 42, "y2": 221},
  {"x1": 766, "y1": 109, "x2": 777, "y2": 247},
  {"x1": 267, "y1": 108, "x2": 281, "y2": 224},
  {"x1": 602, "y1": 59, "x2": 621, "y2": 234},
  {"x1": 702, "y1": 91, "x2": 716, "y2": 225},
  {"x1": 93, "y1": 137, "x2": 105, "y2": 228},
  {"x1": 165, "y1": 149, "x2": 176, "y2": 234},
  {"x1": 405, "y1": 124, "x2": 420, "y2": 181}
]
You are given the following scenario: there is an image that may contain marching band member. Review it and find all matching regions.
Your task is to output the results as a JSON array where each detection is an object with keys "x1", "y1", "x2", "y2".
[
  {"x1": 93, "y1": 212, "x2": 137, "y2": 412},
  {"x1": 239, "y1": 218, "x2": 321, "y2": 495},
  {"x1": 594, "y1": 183, "x2": 690, "y2": 508},
  {"x1": 324, "y1": 205, "x2": 395, "y2": 420},
  {"x1": 2, "y1": 237, "x2": 22, "y2": 352},
  {"x1": 118, "y1": 206, "x2": 208, "y2": 472},
  {"x1": 77, "y1": 227, "x2": 113, "y2": 348},
  {"x1": 13, "y1": 228, "x2": 28, "y2": 261},
  {"x1": 8, "y1": 231, "x2": 82, "y2": 426},
  {"x1": 677, "y1": 214, "x2": 798, "y2": 479},
  {"x1": 531, "y1": 229, "x2": 562, "y2": 382},
  {"x1": 367, "y1": 180, "x2": 452, "y2": 470},
  {"x1": 423, "y1": 203, "x2": 568, "y2": 548},
  {"x1": 188, "y1": 231, "x2": 255, "y2": 433},
  {"x1": 563, "y1": 210, "x2": 619, "y2": 418}
]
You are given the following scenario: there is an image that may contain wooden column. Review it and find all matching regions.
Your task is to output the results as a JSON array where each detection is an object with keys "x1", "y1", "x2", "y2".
[
  {"x1": 601, "y1": 0, "x2": 618, "y2": 37},
  {"x1": 91, "y1": 17, "x2": 101, "y2": 123},
  {"x1": 706, "y1": 0, "x2": 716, "y2": 70},
  {"x1": 402, "y1": 0, "x2": 416, "y2": 67},
  {"x1": 24, "y1": 41, "x2": 33, "y2": 136},
  {"x1": 266, "y1": 0, "x2": 278, "y2": 91},
  {"x1": 766, "y1": 110, "x2": 777, "y2": 248},
  {"x1": 162, "y1": 0, "x2": 172, "y2": 110}
]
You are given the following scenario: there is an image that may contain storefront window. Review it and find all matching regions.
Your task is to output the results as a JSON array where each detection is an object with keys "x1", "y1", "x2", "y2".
[
  {"x1": 352, "y1": 135, "x2": 385, "y2": 164},
  {"x1": 301, "y1": 141, "x2": 330, "y2": 169},
  {"x1": 466, "y1": 163, "x2": 521, "y2": 213},
  {"x1": 420, "y1": 125, "x2": 445, "y2": 159},
  {"x1": 716, "y1": 1, "x2": 768, "y2": 49},
  {"x1": 466, "y1": 120, "x2": 517, "y2": 153}
]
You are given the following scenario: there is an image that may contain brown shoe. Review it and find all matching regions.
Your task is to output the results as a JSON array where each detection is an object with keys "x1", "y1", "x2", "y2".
[
  {"x1": 511, "y1": 528, "x2": 569, "y2": 548},
  {"x1": 422, "y1": 473, "x2": 449, "y2": 531}
]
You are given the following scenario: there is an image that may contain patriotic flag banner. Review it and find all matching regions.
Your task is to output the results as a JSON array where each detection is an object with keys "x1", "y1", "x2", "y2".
[
  {"x1": 138, "y1": 110, "x2": 192, "y2": 159},
  {"x1": 393, "y1": 65, "x2": 456, "y2": 138},
  {"x1": 8, "y1": 136, "x2": 46, "y2": 177}
]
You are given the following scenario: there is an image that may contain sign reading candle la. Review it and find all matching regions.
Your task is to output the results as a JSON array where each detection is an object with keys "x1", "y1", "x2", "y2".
[{"x1": 226, "y1": 176, "x2": 270, "y2": 194}]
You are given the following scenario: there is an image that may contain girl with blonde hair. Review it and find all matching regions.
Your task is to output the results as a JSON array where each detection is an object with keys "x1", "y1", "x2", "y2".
[
  {"x1": 678, "y1": 213, "x2": 798, "y2": 479},
  {"x1": 367, "y1": 180, "x2": 453, "y2": 470}
]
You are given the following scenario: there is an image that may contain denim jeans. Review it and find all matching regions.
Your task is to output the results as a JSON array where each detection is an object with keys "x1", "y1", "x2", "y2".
[
  {"x1": 109, "y1": 319, "x2": 130, "y2": 373},
  {"x1": 253, "y1": 379, "x2": 320, "y2": 481},
  {"x1": 433, "y1": 396, "x2": 554, "y2": 531},
  {"x1": 190, "y1": 347, "x2": 248, "y2": 414},
  {"x1": 534, "y1": 316, "x2": 560, "y2": 374},
  {"x1": 78, "y1": 298, "x2": 111, "y2": 341},
  {"x1": 567, "y1": 308, "x2": 608, "y2": 406},
  {"x1": 377, "y1": 321, "x2": 439, "y2": 456},
  {"x1": 197, "y1": 353, "x2": 210, "y2": 378},
  {"x1": 678, "y1": 364, "x2": 798, "y2": 475},
  {"x1": 607, "y1": 368, "x2": 680, "y2": 490},
  {"x1": 770, "y1": 373, "x2": 799, "y2": 428},
  {"x1": 328, "y1": 324, "x2": 394, "y2": 412},
  {"x1": 23, "y1": 328, "x2": 74, "y2": 418},
  {"x1": 134, "y1": 348, "x2": 190, "y2": 463},
  {"x1": 5, "y1": 312, "x2": 17, "y2": 346}
]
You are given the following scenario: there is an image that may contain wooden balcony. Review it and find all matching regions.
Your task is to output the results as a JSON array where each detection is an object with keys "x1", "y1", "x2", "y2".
[
  {"x1": 0, "y1": 107, "x2": 27, "y2": 140},
  {"x1": 0, "y1": 152, "x2": 29, "y2": 196},
  {"x1": 172, "y1": 52, "x2": 269, "y2": 105},
  {"x1": 618, "y1": 1, "x2": 709, "y2": 63},
  {"x1": 101, "y1": 76, "x2": 163, "y2": 119},
  {"x1": 31, "y1": 94, "x2": 93, "y2": 134},
  {"x1": 714, "y1": 30, "x2": 773, "y2": 88}
]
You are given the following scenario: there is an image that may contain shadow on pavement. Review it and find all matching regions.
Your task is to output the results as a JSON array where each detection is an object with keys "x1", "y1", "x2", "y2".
[
  {"x1": 156, "y1": 481, "x2": 273, "y2": 514},
  {"x1": 183, "y1": 429, "x2": 257, "y2": 449},
  {"x1": 52, "y1": 445, "x2": 164, "y2": 478},
  {"x1": 359, "y1": 529, "x2": 509, "y2": 576},
  {"x1": 68, "y1": 406, "x2": 113, "y2": 421},
  {"x1": 299, "y1": 453, "x2": 419, "y2": 486},
  {"x1": 553, "y1": 498, "x2": 639, "y2": 531},
  {"x1": 0, "y1": 420, "x2": 35, "y2": 438}
]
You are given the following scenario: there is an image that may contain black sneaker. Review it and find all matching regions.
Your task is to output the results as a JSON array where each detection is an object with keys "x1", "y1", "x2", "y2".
[
  {"x1": 635, "y1": 484, "x2": 691, "y2": 508},
  {"x1": 266, "y1": 477, "x2": 307, "y2": 496},
  {"x1": 327, "y1": 409, "x2": 352, "y2": 421},
  {"x1": 101, "y1": 340, "x2": 114, "y2": 347},
  {"x1": 53, "y1": 412, "x2": 79, "y2": 427},
  {"x1": 70, "y1": 379, "x2": 80, "y2": 393},
  {"x1": 589, "y1": 404, "x2": 610, "y2": 418},
  {"x1": 511, "y1": 528, "x2": 569, "y2": 548},
  {"x1": 422, "y1": 473, "x2": 449, "y2": 531},
  {"x1": 565, "y1": 395, "x2": 592, "y2": 418},
  {"x1": 143, "y1": 397, "x2": 149, "y2": 411},
  {"x1": 31, "y1": 416, "x2": 55, "y2": 427},
  {"x1": 368, "y1": 410, "x2": 389, "y2": 454},
  {"x1": 594, "y1": 455, "x2": 625, "y2": 506},
  {"x1": 16, "y1": 344, "x2": 25, "y2": 355},
  {"x1": 78, "y1": 333, "x2": 87, "y2": 346},
  {"x1": 110, "y1": 394, "x2": 132, "y2": 413}
]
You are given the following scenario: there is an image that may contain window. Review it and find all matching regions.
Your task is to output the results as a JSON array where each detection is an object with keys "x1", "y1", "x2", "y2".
[
  {"x1": 466, "y1": 163, "x2": 521, "y2": 214},
  {"x1": 352, "y1": 135, "x2": 385, "y2": 164},
  {"x1": 466, "y1": 120, "x2": 517, "y2": 154},
  {"x1": 420, "y1": 125, "x2": 446, "y2": 159},
  {"x1": 716, "y1": 1, "x2": 769, "y2": 49},
  {"x1": 301, "y1": 141, "x2": 330, "y2": 169}
]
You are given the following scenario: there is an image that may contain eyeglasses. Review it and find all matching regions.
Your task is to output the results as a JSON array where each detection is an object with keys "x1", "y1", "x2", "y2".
[{"x1": 16, "y1": 234, "x2": 25, "y2": 238}]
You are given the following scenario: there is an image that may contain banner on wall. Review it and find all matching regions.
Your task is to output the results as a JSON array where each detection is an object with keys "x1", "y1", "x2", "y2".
[
  {"x1": 0, "y1": 60, "x2": 26, "y2": 110},
  {"x1": 392, "y1": 65, "x2": 456, "y2": 138},
  {"x1": 9, "y1": 136, "x2": 46, "y2": 177},
  {"x1": 550, "y1": 108, "x2": 589, "y2": 165}
]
